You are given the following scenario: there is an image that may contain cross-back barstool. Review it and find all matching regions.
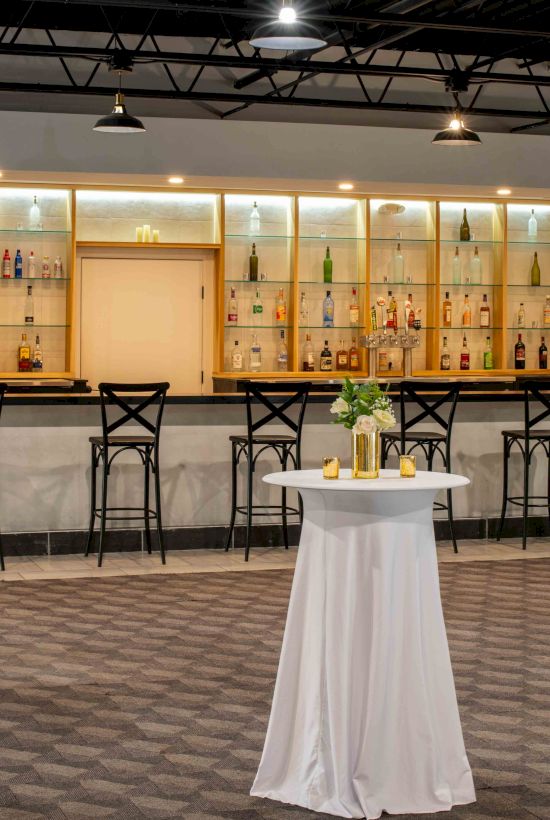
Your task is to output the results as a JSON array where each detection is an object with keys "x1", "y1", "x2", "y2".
[
  {"x1": 381, "y1": 380, "x2": 462, "y2": 552},
  {"x1": 225, "y1": 381, "x2": 311, "y2": 562},
  {"x1": 85, "y1": 382, "x2": 170, "y2": 567},
  {"x1": 0, "y1": 382, "x2": 8, "y2": 571},
  {"x1": 497, "y1": 379, "x2": 550, "y2": 550}
]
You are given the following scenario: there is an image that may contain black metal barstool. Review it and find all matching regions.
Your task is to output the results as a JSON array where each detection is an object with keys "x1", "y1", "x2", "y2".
[
  {"x1": 381, "y1": 380, "x2": 462, "y2": 552},
  {"x1": 497, "y1": 379, "x2": 550, "y2": 550},
  {"x1": 0, "y1": 382, "x2": 8, "y2": 571},
  {"x1": 225, "y1": 381, "x2": 311, "y2": 562},
  {"x1": 85, "y1": 382, "x2": 170, "y2": 567}
]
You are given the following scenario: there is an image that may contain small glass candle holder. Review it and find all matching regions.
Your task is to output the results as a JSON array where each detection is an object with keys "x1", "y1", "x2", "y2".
[
  {"x1": 400, "y1": 455, "x2": 416, "y2": 478},
  {"x1": 136, "y1": 226, "x2": 143, "y2": 242},
  {"x1": 152, "y1": 229, "x2": 160, "y2": 243},
  {"x1": 142, "y1": 224, "x2": 151, "y2": 243},
  {"x1": 323, "y1": 457, "x2": 340, "y2": 480}
]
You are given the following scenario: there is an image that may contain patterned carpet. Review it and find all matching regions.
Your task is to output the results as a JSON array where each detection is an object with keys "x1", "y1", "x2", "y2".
[{"x1": 0, "y1": 562, "x2": 549, "y2": 819}]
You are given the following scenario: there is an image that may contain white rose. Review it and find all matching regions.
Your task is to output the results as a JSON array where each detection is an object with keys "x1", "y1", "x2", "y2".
[
  {"x1": 330, "y1": 397, "x2": 349, "y2": 415},
  {"x1": 352, "y1": 414, "x2": 377, "y2": 435},
  {"x1": 373, "y1": 408, "x2": 396, "y2": 431}
]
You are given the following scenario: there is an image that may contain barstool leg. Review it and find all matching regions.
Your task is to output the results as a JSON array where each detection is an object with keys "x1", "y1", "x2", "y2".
[
  {"x1": 144, "y1": 452, "x2": 152, "y2": 555},
  {"x1": 522, "y1": 444, "x2": 529, "y2": 550},
  {"x1": 281, "y1": 447, "x2": 289, "y2": 550},
  {"x1": 97, "y1": 459, "x2": 109, "y2": 568},
  {"x1": 85, "y1": 445, "x2": 97, "y2": 557},
  {"x1": 153, "y1": 457, "x2": 166, "y2": 565},
  {"x1": 0, "y1": 534, "x2": 5, "y2": 572},
  {"x1": 245, "y1": 448, "x2": 253, "y2": 562},
  {"x1": 225, "y1": 442, "x2": 238, "y2": 552},
  {"x1": 444, "y1": 449, "x2": 458, "y2": 554},
  {"x1": 496, "y1": 437, "x2": 510, "y2": 542}
]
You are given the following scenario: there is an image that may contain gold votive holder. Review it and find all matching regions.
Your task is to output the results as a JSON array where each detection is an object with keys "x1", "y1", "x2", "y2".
[
  {"x1": 323, "y1": 457, "x2": 340, "y2": 480},
  {"x1": 400, "y1": 455, "x2": 416, "y2": 478}
]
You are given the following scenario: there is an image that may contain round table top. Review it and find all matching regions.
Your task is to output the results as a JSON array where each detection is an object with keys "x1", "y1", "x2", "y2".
[{"x1": 263, "y1": 468, "x2": 469, "y2": 492}]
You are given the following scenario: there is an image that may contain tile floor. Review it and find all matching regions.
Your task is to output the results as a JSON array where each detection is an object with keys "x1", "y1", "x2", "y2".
[{"x1": 0, "y1": 537, "x2": 550, "y2": 581}]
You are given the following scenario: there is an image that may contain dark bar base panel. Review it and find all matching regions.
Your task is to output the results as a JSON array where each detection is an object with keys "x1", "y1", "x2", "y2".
[{"x1": 2, "y1": 516, "x2": 550, "y2": 557}]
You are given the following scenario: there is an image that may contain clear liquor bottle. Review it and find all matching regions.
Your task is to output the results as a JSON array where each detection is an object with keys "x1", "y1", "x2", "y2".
[
  {"x1": 349, "y1": 288, "x2": 359, "y2": 325},
  {"x1": 517, "y1": 302, "x2": 526, "y2": 328},
  {"x1": 32, "y1": 335, "x2": 43, "y2": 372},
  {"x1": 24, "y1": 286, "x2": 34, "y2": 325},
  {"x1": 302, "y1": 333, "x2": 315, "y2": 372},
  {"x1": 252, "y1": 288, "x2": 263, "y2": 326},
  {"x1": 440, "y1": 336, "x2": 451, "y2": 370},
  {"x1": 299, "y1": 291, "x2": 309, "y2": 324},
  {"x1": 528, "y1": 208, "x2": 538, "y2": 240},
  {"x1": 42, "y1": 255, "x2": 51, "y2": 279},
  {"x1": 393, "y1": 243, "x2": 404, "y2": 284},
  {"x1": 29, "y1": 195, "x2": 40, "y2": 229},
  {"x1": 483, "y1": 336, "x2": 493, "y2": 370},
  {"x1": 443, "y1": 291, "x2": 452, "y2": 328},
  {"x1": 14, "y1": 249, "x2": 23, "y2": 279},
  {"x1": 277, "y1": 330, "x2": 288, "y2": 371},
  {"x1": 276, "y1": 288, "x2": 287, "y2": 325},
  {"x1": 323, "y1": 290, "x2": 334, "y2": 328},
  {"x1": 480, "y1": 293, "x2": 490, "y2": 328},
  {"x1": 460, "y1": 334, "x2": 470, "y2": 370},
  {"x1": 469, "y1": 246, "x2": 481, "y2": 285},
  {"x1": 227, "y1": 287, "x2": 238, "y2": 324},
  {"x1": 28, "y1": 250, "x2": 36, "y2": 278},
  {"x1": 462, "y1": 294, "x2": 471, "y2": 328},
  {"x1": 231, "y1": 340, "x2": 243, "y2": 372},
  {"x1": 249, "y1": 334, "x2": 262, "y2": 372},
  {"x1": 452, "y1": 246, "x2": 461, "y2": 285},
  {"x1": 249, "y1": 201, "x2": 260, "y2": 235}
]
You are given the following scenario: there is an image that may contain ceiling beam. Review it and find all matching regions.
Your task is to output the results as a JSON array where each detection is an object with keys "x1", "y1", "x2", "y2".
[{"x1": 0, "y1": 78, "x2": 547, "y2": 121}]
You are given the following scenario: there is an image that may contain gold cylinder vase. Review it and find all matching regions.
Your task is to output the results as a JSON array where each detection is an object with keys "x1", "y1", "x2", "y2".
[{"x1": 352, "y1": 430, "x2": 380, "y2": 479}]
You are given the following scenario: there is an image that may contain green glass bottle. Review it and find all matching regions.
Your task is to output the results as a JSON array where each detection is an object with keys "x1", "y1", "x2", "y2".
[
  {"x1": 323, "y1": 246, "x2": 333, "y2": 283},
  {"x1": 249, "y1": 242, "x2": 258, "y2": 282},
  {"x1": 531, "y1": 251, "x2": 541, "y2": 286},
  {"x1": 483, "y1": 336, "x2": 493, "y2": 370},
  {"x1": 460, "y1": 208, "x2": 470, "y2": 242}
]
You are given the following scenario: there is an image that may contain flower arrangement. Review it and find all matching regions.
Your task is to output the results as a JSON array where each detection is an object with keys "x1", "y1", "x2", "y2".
[{"x1": 330, "y1": 378, "x2": 396, "y2": 435}]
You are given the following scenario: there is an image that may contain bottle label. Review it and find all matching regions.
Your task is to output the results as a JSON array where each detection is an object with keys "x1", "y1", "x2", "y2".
[
  {"x1": 444, "y1": 306, "x2": 451, "y2": 324},
  {"x1": 320, "y1": 357, "x2": 332, "y2": 371},
  {"x1": 408, "y1": 312, "x2": 415, "y2": 327},
  {"x1": 33, "y1": 359, "x2": 43, "y2": 371},
  {"x1": 278, "y1": 354, "x2": 288, "y2": 366},
  {"x1": 516, "y1": 348, "x2": 525, "y2": 360},
  {"x1": 350, "y1": 353, "x2": 359, "y2": 370},
  {"x1": 228, "y1": 312, "x2": 237, "y2": 322},
  {"x1": 462, "y1": 312, "x2": 471, "y2": 327},
  {"x1": 460, "y1": 353, "x2": 470, "y2": 370},
  {"x1": 276, "y1": 305, "x2": 286, "y2": 322},
  {"x1": 350, "y1": 305, "x2": 359, "y2": 324},
  {"x1": 480, "y1": 311, "x2": 489, "y2": 328},
  {"x1": 545, "y1": 310, "x2": 550, "y2": 326},
  {"x1": 25, "y1": 316, "x2": 33, "y2": 324},
  {"x1": 484, "y1": 352, "x2": 493, "y2": 370},
  {"x1": 441, "y1": 354, "x2": 450, "y2": 371},
  {"x1": 540, "y1": 352, "x2": 548, "y2": 369},
  {"x1": 232, "y1": 353, "x2": 243, "y2": 369},
  {"x1": 337, "y1": 353, "x2": 348, "y2": 366},
  {"x1": 253, "y1": 305, "x2": 263, "y2": 314}
]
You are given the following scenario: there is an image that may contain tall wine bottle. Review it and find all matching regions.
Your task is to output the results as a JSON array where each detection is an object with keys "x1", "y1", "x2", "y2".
[
  {"x1": 249, "y1": 243, "x2": 258, "y2": 282},
  {"x1": 531, "y1": 251, "x2": 541, "y2": 286},
  {"x1": 460, "y1": 208, "x2": 471, "y2": 242}
]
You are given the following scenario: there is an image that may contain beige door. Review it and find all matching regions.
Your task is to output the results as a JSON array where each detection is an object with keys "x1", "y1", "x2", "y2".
[{"x1": 80, "y1": 257, "x2": 203, "y2": 392}]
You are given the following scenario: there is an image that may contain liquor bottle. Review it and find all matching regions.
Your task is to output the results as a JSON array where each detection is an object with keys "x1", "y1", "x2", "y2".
[
  {"x1": 393, "y1": 243, "x2": 404, "y2": 283},
  {"x1": 452, "y1": 246, "x2": 461, "y2": 285},
  {"x1": 302, "y1": 333, "x2": 315, "y2": 372},
  {"x1": 249, "y1": 334, "x2": 262, "y2": 372},
  {"x1": 29, "y1": 196, "x2": 40, "y2": 229},
  {"x1": 42, "y1": 255, "x2": 50, "y2": 279},
  {"x1": 32, "y1": 335, "x2": 43, "y2": 372},
  {"x1": 515, "y1": 333, "x2": 526, "y2": 369},
  {"x1": 231, "y1": 340, "x2": 243, "y2": 372},
  {"x1": 407, "y1": 293, "x2": 415, "y2": 328},
  {"x1": 249, "y1": 201, "x2": 260, "y2": 235},
  {"x1": 227, "y1": 287, "x2": 238, "y2": 324},
  {"x1": 2, "y1": 249, "x2": 11, "y2": 279},
  {"x1": 323, "y1": 290, "x2": 334, "y2": 328},
  {"x1": 249, "y1": 243, "x2": 258, "y2": 282},
  {"x1": 349, "y1": 337, "x2": 359, "y2": 371},
  {"x1": 460, "y1": 334, "x2": 470, "y2": 370},
  {"x1": 462, "y1": 294, "x2": 471, "y2": 328},
  {"x1": 323, "y1": 246, "x2": 333, "y2": 284},
  {"x1": 349, "y1": 287, "x2": 359, "y2": 325},
  {"x1": 517, "y1": 302, "x2": 526, "y2": 328},
  {"x1": 460, "y1": 208, "x2": 471, "y2": 242},
  {"x1": 14, "y1": 249, "x2": 22, "y2": 279},
  {"x1": 28, "y1": 250, "x2": 36, "y2": 278},
  {"x1": 336, "y1": 339, "x2": 349, "y2": 371},
  {"x1": 53, "y1": 256, "x2": 63, "y2": 278},
  {"x1": 299, "y1": 291, "x2": 309, "y2": 324},
  {"x1": 470, "y1": 246, "x2": 481, "y2": 285},
  {"x1": 545, "y1": 296, "x2": 550, "y2": 327},
  {"x1": 387, "y1": 290, "x2": 398, "y2": 331},
  {"x1": 540, "y1": 336, "x2": 548, "y2": 369},
  {"x1": 483, "y1": 336, "x2": 493, "y2": 370},
  {"x1": 320, "y1": 339, "x2": 333, "y2": 371},
  {"x1": 277, "y1": 329, "x2": 288, "y2": 371},
  {"x1": 276, "y1": 288, "x2": 287, "y2": 325},
  {"x1": 531, "y1": 251, "x2": 541, "y2": 286},
  {"x1": 18, "y1": 333, "x2": 31, "y2": 372},
  {"x1": 252, "y1": 288, "x2": 263, "y2": 325},
  {"x1": 480, "y1": 293, "x2": 490, "y2": 328},
  {"x1": 442, "y1": 291, "x2": 452, "y2": 328},
  {"x1": 440, "y1": 336, "x2": 450, "y2": 371},
  {"x1": 24, "y1": 286, "x2": 34, "y2": 324},
  {"x1": 528, "y1": 208, "x2": 538, "y2": 240}
]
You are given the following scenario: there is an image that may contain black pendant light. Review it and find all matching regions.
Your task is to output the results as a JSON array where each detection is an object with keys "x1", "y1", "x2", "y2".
[
  {"x1": 249, "y1": 0, "x2": 327, "y2": 51},
  {"x1": 93, "y1": 70, "x2": 145, "y2": 134},
  {"x1": 432, "y1": 111, "x2": 481, "y2": 146}
]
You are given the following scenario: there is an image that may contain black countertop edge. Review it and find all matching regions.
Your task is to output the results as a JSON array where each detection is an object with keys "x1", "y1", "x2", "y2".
[{"x1": 0, "y1": 390, "x2": 541, "y2": 405}]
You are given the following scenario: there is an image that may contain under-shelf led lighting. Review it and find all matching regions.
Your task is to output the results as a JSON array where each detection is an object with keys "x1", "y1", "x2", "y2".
[
  {"x1": 168, "y1": 176, "x2": 184, "y2": 184},
  {"x1": 497, "y1": 187, "x2": 512, "y2": 195},
  {"x1": 338, "y1": 183, "x2": 354, "y2": 191}
]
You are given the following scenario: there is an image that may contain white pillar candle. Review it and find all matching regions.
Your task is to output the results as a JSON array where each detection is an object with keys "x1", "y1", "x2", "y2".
[
  {"x1": 142, "y1": 224, "x2": 151, "y2": 243},
  {"x1": 136, "y1": 226, "x2": 143, "y2": 242}
]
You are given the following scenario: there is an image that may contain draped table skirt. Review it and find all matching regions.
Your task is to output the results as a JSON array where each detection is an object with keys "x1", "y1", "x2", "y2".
[{"x1": 251, "y1": 468, "x2": 475, "y2": 819}]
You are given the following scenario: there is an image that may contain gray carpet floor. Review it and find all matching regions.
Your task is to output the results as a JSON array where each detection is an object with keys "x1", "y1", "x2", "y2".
[{"x1": 0, "y1": 560, "x2": 549, "y2": 819}]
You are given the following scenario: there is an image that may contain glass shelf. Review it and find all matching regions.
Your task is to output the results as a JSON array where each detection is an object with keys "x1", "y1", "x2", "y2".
[
  {"x1": 0, "y1": 229, "x2": 70, "y2": 235},
  {"x1": 225, "y1": 324, "x2": 289, "y2": 329},
  {"x1": 508, "y1": 240, "x2": 550, "y2": 246},
  {"x1": 440, "y1": 239, "x2": 503, "y2": 246},
  {"x1": 299, "y1": 236, "x2": 366, "y2": 241},
  {"x1": 225, "y1": 279, "x2": 293, "y2": 284},
  {"x1": 371, "y1": 281, "x2": 431, "y2": 286},
  {"x1": 439, "y1": 326, "x2": 502, "y2": 331},
  {"x1": 371, "y1": 238, "x2": 435, "y2": 244},
  {"x1": 299, "y1": 280, "x2": 364, "y2": 285},
  {"x1": 0, "y1": 277, "x2": 70, "y2": 282},
  {"x1": 508, "y1": 283, "x2": 549, "y2": 288},
  {"x1": 508, "y1": 326, "x2": 550, "y2": 331},
  {"x1": 0, "y1": 323, "x2": 70, "y2": 328},
  {"x1": 440, "y1": 283, "x2": 502, "y2": 288},
  {"x1": 225, "y1": 234, "x2": 293, "y2": 240},
  {"x1": 300, "y1": 325, "x2": 365, "y2": 330}
]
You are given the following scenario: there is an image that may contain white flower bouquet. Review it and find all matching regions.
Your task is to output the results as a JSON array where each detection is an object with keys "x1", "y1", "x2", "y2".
[{"x1": 330, "y1": 378, "x2": 396, "y2": 434}]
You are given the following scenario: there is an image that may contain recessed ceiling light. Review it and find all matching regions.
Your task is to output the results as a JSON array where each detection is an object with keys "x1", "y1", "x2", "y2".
[
  {"x1": 497, "y1": 187, "x2": 512, "y2": 195},
  {"x1": 338, "y1": 182, "x2": 354, "y2": 191},
  {"x1": 168, "y1": 176, "x2": 184, "y2": 184}
]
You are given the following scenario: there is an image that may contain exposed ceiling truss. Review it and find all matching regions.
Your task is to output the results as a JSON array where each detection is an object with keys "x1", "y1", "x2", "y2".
[{"x1": 2, "y1": 0, "x2": 550, "y2": 132}]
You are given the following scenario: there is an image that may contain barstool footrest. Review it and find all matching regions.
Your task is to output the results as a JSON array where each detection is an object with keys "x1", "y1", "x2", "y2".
[
  {"x1": 235, "y1": 505, "x2": 300, "y2": 517},
  {"x1": 507, "y1": 495, "x2": 549, "y2": 508},
  {"x1": 93, "y1": 506, "x2": 159, "y2": 522}
]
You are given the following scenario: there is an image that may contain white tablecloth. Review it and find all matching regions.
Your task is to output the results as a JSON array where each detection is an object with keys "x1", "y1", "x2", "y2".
[{"x1": 251, "y1": 469, "x2": 476, "y2": 819}]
